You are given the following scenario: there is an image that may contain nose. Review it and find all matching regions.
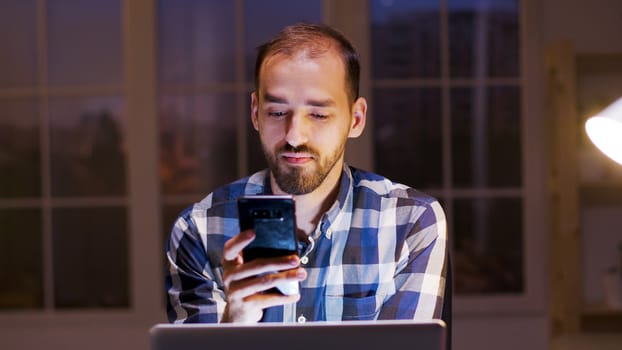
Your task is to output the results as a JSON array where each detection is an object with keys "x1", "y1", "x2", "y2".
[{"x1": 284, "y1": 110, "x2": 309, "y2": 148}]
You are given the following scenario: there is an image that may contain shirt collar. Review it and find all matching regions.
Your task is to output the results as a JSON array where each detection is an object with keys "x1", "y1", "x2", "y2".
[{"x1": 322, "y1": 163, "x2": 353, "y2": 226}]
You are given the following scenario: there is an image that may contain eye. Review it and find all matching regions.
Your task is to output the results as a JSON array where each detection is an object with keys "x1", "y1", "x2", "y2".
[
  {"x1": 310, "y1": 113, "x2": 328, "y2": 120},
  {"x1": 268, "y1": 111, "x2": 287, "y2": 118}
]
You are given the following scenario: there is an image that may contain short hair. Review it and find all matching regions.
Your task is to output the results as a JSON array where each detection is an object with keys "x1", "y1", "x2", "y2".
[{"x1": 254, "y1": 23, "x2": 360, "y2": 104}]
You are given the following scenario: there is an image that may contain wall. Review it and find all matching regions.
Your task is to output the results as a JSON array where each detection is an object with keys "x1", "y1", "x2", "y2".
[
  {"x1": 542, "y1": 0, "x2": 622, "y2": 54},
  {"x1": 455, "y1": 316, "x2": 549, "y2": 350},
  {"x1": 582, "y1": 207, "x2": 622, "y2": 305},
  {"x1": 543, "y1": 1, "x2": 622, "y2": 349},
  {"x1": 2, "y1": 324, "x2": 149, "y2": 350},
  {"x1": 544, "y1": 0, "x2": 622, "y2": 307}
]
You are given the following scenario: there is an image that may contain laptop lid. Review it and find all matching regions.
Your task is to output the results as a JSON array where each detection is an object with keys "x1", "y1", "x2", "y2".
[{"x1": 150, "y1": 319, "x2": 446, "y2": 350}]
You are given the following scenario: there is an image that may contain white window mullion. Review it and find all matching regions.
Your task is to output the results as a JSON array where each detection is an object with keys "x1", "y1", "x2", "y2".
[
  {"x1": 37, "y1": 0, "x2": 54, "y2": 312},
  {"x1": 439, "y1": 0, "x2": 454, "y2": 222},
  {"x1": 235, "y1": 0, "x2": 248, "y2": 177},
  {"x1": 328, "y1": 0, "x2": 373, "y2": 171},
  {"x1": 124, "y1": 0, "x2": 163, "y2": 322}
]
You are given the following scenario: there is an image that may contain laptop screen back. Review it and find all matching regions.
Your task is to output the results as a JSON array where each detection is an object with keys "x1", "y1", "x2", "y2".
[{"x1": 150, "y1": 320, "x2": 446, "y2": 350}]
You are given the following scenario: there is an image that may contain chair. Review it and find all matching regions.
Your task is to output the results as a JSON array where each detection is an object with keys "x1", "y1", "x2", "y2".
[{"x1": 441, "y1": 255, "x2": 453, "y2": 350}]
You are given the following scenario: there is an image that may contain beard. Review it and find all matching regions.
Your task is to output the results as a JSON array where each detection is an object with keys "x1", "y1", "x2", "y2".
[{"x1": 263, "y1": 141, "x2": 346, "y2": 195}]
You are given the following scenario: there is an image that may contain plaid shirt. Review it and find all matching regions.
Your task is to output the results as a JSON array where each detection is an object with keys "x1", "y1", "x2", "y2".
[{"x1": 166, "y1": 165, "x2": 447, "y2": 323}]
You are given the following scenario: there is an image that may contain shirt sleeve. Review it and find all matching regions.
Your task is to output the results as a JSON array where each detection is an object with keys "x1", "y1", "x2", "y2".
[
  {"x1": 165, "y1": 208, "x2": 226, "y2": 323},
  {"x1": 378, "y1": 200, "x2": 448, "y2": 320}
]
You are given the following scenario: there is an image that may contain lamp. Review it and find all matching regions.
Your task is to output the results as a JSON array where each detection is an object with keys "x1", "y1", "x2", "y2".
[{"x1": 585, "y1": 97, "x2": 622, "y2": 165}]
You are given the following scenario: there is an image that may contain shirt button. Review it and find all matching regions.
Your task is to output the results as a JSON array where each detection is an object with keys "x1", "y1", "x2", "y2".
[
  {"x1": 297, "y1": 315, "x2": 306, "y2": 323},
  {"x1": 300, "y1": 256, "x2": 309, "y2": 265},
  {"x1": 325, "y1": 228, "x2": 333, "y2": 239}
]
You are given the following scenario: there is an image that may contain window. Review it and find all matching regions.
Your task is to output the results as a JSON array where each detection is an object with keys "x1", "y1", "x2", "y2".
[
  {"x1": 157, "y1": 0, "x2": 323, "y2": 241},
  {"x1": 369, "y1": 0, "x2": 524, "y2": 295},
  {"x1": 0, "y1": 0, "x2": 128, "y2": 311},
  {"x1": 0, "y1": 0, "x2": 545, "y2": 325}
]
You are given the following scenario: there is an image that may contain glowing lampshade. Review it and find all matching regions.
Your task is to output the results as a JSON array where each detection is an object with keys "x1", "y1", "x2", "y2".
[{"x1": 585, "y1": 97, "x2": 622, "y2": 165}]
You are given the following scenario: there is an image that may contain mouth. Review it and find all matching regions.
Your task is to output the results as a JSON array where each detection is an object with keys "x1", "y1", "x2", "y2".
[{"x1": 280, "y1": 152, "x2": 314, "y2": 165}]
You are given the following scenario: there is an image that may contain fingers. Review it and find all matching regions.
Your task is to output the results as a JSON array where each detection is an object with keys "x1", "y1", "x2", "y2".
[
  {"x1": 223, "y1": 229, "x2": 255, "y2": 261},
  {"x1": 221, "y1": 230, "x2": 308, "y2": 323},
  {"x1": 227, "y1": 267, "x2": 307, "y2": 301},
  {"x1": 222, "y1": 230, "x2": 301, "y2": 288},
  {"x1": 231, "y1": 254, "x2": 300, "y2": 281},
  {"x1": 223, "y1": 292, "x2": 300, "y2": 323},
  {"x1": 243, "y1": 291, "x2": 301, "y2": 311},
  {"x1": 222, "y1": 253, "x2": 301, "y2": 294}
]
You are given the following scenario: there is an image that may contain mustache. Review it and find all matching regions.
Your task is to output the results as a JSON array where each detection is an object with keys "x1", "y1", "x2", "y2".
[{"x1": 278, "y1": 143, "x2": 318, "y2": 156}]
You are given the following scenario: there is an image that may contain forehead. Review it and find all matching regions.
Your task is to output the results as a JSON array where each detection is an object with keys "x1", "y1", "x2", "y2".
[
  {"x1": 261, "y1": 46, "x2": 346, "y2": 74},
  {"x1": 258, "y1": 49, "x2": 348, "y2": 100}
]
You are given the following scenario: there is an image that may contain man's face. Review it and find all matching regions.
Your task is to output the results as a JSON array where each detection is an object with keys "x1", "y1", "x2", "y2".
[{"x1": 251, "y1": 50, "x2": 365, "y2": 195}]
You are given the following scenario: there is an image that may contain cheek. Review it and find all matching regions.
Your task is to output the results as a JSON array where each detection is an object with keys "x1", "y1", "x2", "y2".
[
  {"x1": 259, "y1": 122, "x2": 281, "y2": 138},
  {"x1": 313, "y1": 130, "x2": 344, "y2": 154},
  {"x1": 320, "y1": 121, "x2": 349, "y2": 142},
  {"x1": 258, "y1": 123, "x2": 284, "y2": 148}
]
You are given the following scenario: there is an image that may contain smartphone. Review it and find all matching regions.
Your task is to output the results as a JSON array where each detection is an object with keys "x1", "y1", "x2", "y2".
[{"x1": 237, "y1": 195, "x2": 299, "y2": 295}]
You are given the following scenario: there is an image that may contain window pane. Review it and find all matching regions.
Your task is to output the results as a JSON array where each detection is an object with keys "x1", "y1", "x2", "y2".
[
  {"x1": 451, "y1": 86, "x2": 521, "y2": 188},
  {"x1": 0, "y1": 0, "x2": 38, "y2": 88},
  {"x1": 244, "y1": 0, "x2": 322, "y2": 82},
  {"x1": 448, "y1": 0, "x2": 519, "y2": 78},
  {"x1": 0, "y1": 98, "x2": 41, "y2": 197},
  {"x1": 158, "y1": 0, "x2": 236, "y2": 85},
  {"x1": 159, "y1": 94, "x2": 238, "y2": 194},
  {"x1": 0, "y1": 208, "x2": 43, "y2": 309},
  {"x1": 370, "y1": 0, "x2": 441, "y2": 79},
  {"x1": 453, "y1": 197, "x2": 523, "y2": 294},
  {"x1": 49, "y1": 96, "x2": 126, "y2": 196},
  {"x1": 52, "y1": 207, "x2": 128, "y2": 308},
  {"x1": 47, "y1": 0, "x2": 122, "y2": 86},
  {"x1": 373, "y1": 88, "x2": 442, "y2": 188}
]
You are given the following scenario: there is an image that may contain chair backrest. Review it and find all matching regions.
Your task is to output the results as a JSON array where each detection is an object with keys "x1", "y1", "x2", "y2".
[{"x1": 441, "y1": 255, "x2": 452, "y2": 350}]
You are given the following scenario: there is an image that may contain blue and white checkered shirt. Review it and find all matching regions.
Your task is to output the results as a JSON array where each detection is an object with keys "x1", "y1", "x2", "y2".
[{"x1": 166, "y1": 164, "x2": 447, "y2": 323}]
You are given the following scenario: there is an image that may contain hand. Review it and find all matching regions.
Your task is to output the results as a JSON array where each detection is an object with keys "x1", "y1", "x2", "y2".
[{"x1": 221, "y1": 229, "x2": 307, "y2": 323}]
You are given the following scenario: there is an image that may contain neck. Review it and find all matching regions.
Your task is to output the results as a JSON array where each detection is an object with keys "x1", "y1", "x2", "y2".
[{"x1": 271, "y1": 159, "x2": 344, "y2": 237}]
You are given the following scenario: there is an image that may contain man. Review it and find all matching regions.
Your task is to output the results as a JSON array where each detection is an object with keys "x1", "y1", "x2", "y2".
[{"x1": 166, "y1": 23, "x2": 447, "y2": 324}]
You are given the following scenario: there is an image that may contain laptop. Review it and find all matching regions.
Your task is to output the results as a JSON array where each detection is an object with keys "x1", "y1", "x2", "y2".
[{"x1": 150, "y1": 319, "x2": 446, "y2": 350}]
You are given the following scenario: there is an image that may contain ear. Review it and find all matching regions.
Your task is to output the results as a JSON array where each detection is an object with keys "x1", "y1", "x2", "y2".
[
  {"x1": 250, "y1": 92, "x2": 259, "y2": 131},
  {"x1": 348, "y1": 97, "x2": 367, "y2": 138}
]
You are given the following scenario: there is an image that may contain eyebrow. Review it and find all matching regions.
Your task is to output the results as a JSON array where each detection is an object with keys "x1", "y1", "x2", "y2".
[
  {"x1": 264, "y1": 93, "x2": 288, "y2": 104},
  {"x1": 306, "y1": 98, "x2": 336, "y2": 108},
  {"x1": 263, "y1": 93, "x2": 336, "y2": 108}
]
